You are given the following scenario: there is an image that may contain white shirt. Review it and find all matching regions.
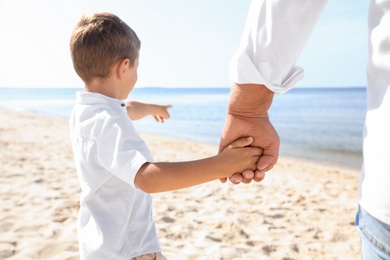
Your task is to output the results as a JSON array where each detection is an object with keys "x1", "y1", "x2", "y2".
[
  {"x1": 69, "y1": 92, "x2": 160, "y2": 259},
  {"x1": 230, "y1": 0, "x2": 390, "y2": 225}
]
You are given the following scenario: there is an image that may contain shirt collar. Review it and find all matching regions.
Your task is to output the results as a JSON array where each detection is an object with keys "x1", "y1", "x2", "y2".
[{"x1": 76, "y1": 91, "x2": 127, "y2": 111}]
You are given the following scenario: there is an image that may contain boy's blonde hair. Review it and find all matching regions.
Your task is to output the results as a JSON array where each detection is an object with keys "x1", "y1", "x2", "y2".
[{"x1": 70, "y1": 12, "x2": 140, "y2": 83}]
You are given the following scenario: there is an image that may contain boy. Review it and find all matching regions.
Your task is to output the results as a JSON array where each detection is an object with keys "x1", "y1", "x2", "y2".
[{"x1": 69, "y1": 12, "x2": 261, "y2": 260}]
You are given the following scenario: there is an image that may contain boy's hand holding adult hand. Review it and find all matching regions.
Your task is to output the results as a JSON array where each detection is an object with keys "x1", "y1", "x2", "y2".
[
  {"x1": 219, "y1": 114, "x2": 279, "y2": 184},
  {"x1": 219, "y1": 136, "x2": 262, "y2": 175}
]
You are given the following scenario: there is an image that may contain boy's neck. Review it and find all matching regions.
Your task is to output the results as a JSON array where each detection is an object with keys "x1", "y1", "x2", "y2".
[{"x1": 85, "y1": 78, "x2": 127, "y2": 100}]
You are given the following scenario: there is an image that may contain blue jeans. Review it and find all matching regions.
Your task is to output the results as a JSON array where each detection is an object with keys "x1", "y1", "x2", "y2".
[{"x1": 356, "y1": 206, "x2": 390, "y2": 259}]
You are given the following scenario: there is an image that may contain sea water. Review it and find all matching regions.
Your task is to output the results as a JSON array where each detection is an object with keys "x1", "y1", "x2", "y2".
[{"x1": 0, "y1": 87, "x2": 366, "y2": 168}]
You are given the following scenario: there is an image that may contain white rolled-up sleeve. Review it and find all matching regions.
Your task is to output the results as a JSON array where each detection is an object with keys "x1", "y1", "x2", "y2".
[{"x1": 230, "y1": 0, "x2": 328, "y2": 93}]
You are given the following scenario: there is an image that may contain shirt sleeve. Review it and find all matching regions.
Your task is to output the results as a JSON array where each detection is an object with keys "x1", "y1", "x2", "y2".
[
  {"x1": 96, "y1": 120, "x2": 148, "y2": 189},
  {"x1": 230, "y1": 0, "x2": 328, "y2": 93}
]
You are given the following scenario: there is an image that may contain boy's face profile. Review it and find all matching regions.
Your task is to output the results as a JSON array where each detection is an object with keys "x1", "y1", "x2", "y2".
[{"x1": 123, "y1": 58, "x2": 139, "y2": 95}]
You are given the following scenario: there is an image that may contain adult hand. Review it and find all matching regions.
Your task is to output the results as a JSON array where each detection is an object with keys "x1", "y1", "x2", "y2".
[
  {"x1": 218, "y1": 83, "x2": 280, "y2": 184},
  {"x1": 219, "y1": 113, "x2": 279, "y2": 184}
]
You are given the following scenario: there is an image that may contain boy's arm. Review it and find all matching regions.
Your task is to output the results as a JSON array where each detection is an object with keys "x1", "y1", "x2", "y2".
[
  {"x1": 135, "y1": 137, "x2": 262, "y2": 193},
  {"x1": 126, "y1": 101, "x2": 172, "y2": 122}
]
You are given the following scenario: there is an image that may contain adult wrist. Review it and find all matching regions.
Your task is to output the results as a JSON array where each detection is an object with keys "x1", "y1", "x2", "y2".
[{"x1": 227, "y1": 83, "x2": 274, "y2": 118}]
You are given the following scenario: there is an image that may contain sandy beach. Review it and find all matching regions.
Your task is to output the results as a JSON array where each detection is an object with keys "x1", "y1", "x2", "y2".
[{"x1": 0, "y1": 109, "x2": 361, "y2": 259}]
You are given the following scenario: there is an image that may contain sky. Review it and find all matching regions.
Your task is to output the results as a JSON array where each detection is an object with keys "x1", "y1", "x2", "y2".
[{"x1": 0, "y1": 0, "x2": 369, "y2": 88}]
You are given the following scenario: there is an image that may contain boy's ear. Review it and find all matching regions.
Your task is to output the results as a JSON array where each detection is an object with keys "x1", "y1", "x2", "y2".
[
  {"x1": 116, "y1": 58, "x2": 130, "y2": 78},
  {"x1": 120, "y1": 58, "x2": 131, "y2": 72}
]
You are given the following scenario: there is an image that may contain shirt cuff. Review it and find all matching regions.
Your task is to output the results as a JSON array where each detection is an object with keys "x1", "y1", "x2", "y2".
[{"x1": 229, "y1": 50, "x2": 304, "y2": 94}]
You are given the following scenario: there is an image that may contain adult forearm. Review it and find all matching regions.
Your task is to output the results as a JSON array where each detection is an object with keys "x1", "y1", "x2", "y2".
[{"x1": 227, "y1": 83, "x2": 274, "y2": 118}]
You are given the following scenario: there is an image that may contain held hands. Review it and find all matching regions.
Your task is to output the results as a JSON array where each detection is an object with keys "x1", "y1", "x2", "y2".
[
  {"x1": 218, "y1": 83, "x2": 280, "y2": 185},
  {"x1": 219, "y1": 112, "x2": 280, "y2": 184},
  {"x1": 219, "y1": 136, "x2": 262, "y2": 175}
]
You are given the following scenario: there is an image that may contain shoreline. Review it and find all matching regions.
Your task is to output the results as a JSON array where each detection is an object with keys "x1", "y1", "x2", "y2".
[
  {"x1": 0, "y1": 85, "x2": 366, "y2": 172},
  {"x1": 0, "y1": 109, "x2": 360, "y2": 259}
]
